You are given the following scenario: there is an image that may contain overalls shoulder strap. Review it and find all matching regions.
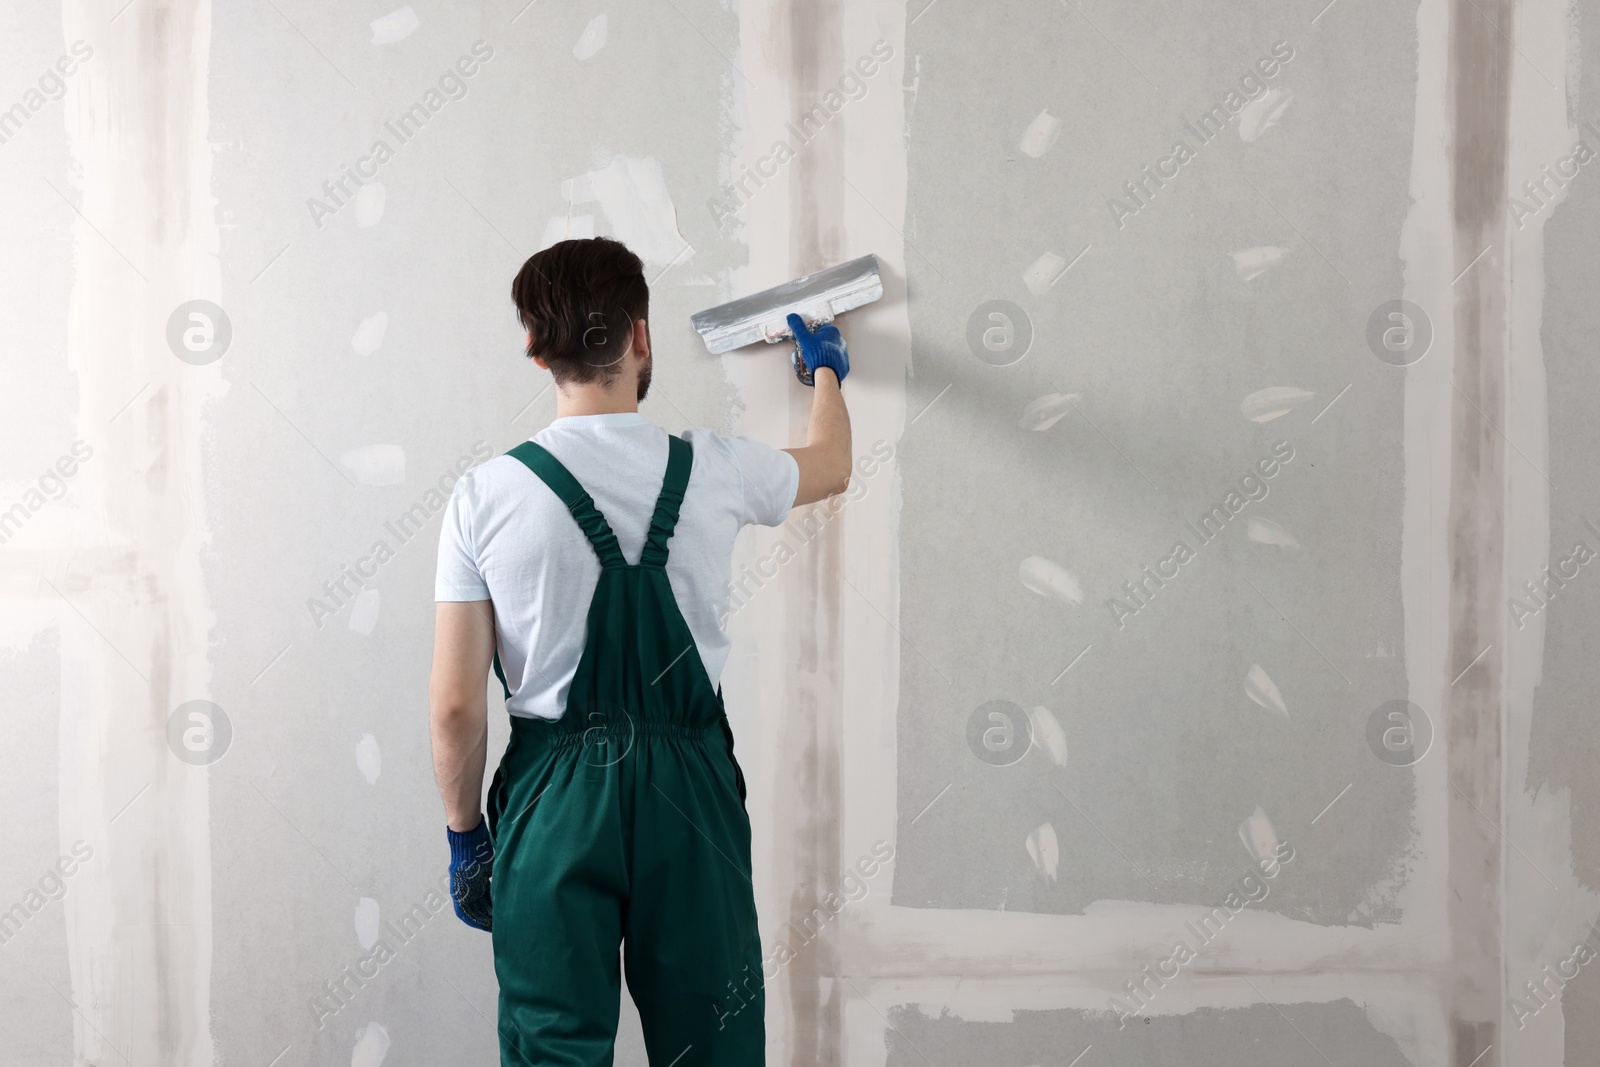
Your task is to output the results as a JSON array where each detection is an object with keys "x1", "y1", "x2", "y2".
[
  {"x1": 639, "y1": 435, "x2": 692, "y2": 567},
  {"x1": 505, "y1": 440, "x2": 627, "y2": 568}
]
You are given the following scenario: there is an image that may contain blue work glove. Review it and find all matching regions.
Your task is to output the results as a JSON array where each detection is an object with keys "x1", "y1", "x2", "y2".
[
  {"x1": 447, "y1": 818, "x2": 494, "y2": 932},
  {"x1": 787, "y1": 313, "x2": 849, "y2": 386}
]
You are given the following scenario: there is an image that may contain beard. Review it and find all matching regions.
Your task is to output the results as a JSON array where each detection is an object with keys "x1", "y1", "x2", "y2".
[{"x1": 635, "y1": 325, "x2": 653, "y2": 402}]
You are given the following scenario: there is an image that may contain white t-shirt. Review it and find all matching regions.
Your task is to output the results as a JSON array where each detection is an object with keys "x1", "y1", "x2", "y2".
[{"x1": 435, "y1": 412, "x2": 799, "y2": 721}]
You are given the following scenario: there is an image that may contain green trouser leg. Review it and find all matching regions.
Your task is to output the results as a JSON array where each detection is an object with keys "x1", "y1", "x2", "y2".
[{"x1": 487, "y1": 436, "x2": 765, "y2": 1067}]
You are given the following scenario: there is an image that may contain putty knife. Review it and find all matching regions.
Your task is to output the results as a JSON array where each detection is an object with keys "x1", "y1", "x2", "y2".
[{"x1": 690, "y1": 254, "x2": 883, "y2": 384}]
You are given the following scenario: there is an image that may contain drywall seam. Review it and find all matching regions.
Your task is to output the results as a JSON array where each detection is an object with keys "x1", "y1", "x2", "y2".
[
  {"x1": 1500, "y1": 0, "x2": 1600, "y2": 1063},
  {"x1": 718, "y1": 1, "x2": 911, "y2": 1064},
  {"x1": 56, "y1": 2, "x2": 220, "y2": 1064},
  {"x1": 1370, "y1": 0, "x2": 1459, "y2": 1060},
  {"x1": 1442, "y1": 0, "x2": 1514, "y2": 1063}
]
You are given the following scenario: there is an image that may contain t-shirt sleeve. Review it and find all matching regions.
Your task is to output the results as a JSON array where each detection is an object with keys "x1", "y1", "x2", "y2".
[
  {"x1": 696, "y1": 430, "x2": 799, "y2": 528},
  {"x1": 435, "y1": 475, "x2": 491, "y2": 602}
]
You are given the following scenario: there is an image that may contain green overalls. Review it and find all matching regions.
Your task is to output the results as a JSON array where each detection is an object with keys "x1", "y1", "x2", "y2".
[{"x1": 485, "y1": 435, "x2": 765, "y2": 1067}]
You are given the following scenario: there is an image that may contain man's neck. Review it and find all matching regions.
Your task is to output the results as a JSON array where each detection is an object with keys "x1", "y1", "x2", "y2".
[{"x1": 549, "y1": 377, "x2": 639, "y2": 419}]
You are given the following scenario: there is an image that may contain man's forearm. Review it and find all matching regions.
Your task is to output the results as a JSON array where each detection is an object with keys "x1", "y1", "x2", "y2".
[
  {"x1": 807, "y1": 368, "x2": 852, "y2": 486},
  {"x1": 431, "y1": 704, "x2": 488, "y2": 831},
  {"x1": 430, "y1": 600, "x2": 497, "y2": 832}
]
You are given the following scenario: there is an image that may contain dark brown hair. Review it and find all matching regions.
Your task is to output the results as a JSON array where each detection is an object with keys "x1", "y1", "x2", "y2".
[{"x1": 510, "y1": 237, "x2": 648, "y2": 385}]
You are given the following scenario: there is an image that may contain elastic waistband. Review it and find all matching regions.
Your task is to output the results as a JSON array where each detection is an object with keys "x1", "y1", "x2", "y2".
[{"x1": 508, "y1": 713, "x2": 718, "y2": 748}]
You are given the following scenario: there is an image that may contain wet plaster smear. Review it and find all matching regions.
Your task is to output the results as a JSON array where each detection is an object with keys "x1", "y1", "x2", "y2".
[{"x1": 3, "y1": 0, "x2": 1599, "y2": 1065}]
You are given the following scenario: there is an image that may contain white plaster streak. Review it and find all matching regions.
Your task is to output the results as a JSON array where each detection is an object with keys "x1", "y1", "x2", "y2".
[
  {"x1": 355, "y1": 734, "x2": 382, "y2": 785},
  {"x1": 348, "y1": 589, "x2": 381, "y2": 635},
  {"x1": 1018, "y1": 555, "x2": 1083, "y2": 604},
  {"x1": 1236, "y1": 87, "x2": 1293, "y2": 142},
  {"x1": 1240, "y1": 385, "x2": 1315, "y2": 423},
  {"x1": 351, "y1": 1021, "x2": 391, "y2": 1066},
  {"x1": 1019, "y1": 109, "x2": 1061, "y2": 158},
  {"x1": 1378, "y1": 0, "x2": 1473, "y2": 1058},
  {"x1": 353, "y1": 182, "x2": 386, "y2": 227},
  {"x1": 1502, "y1": 0, "x2": 1600, "y2": 1062},
  {"x1": 339, "y1": 444, "x2": 405, "y2": 486},
  {"x1": 355, "y1": 897, "x2": 381, "y2": 949},
  {"x1": 1231, "y1": 245, "x2": 1289, "y2": 280},
  {"x1": 720, "y1": 4, "x2": 910, "y2": 1065},
  {"x1": 1022, "y1": 251, "x2": 1068, "y2": 294},
  {"x1": 1244, "y1": 663, "x2": 1289, "y2": 718},
  {"x1": 351, "y1": 312, "x2": 388, "y2": 356},
  {"x1": 1026, "y1": 822, "x2": 1060, "y2": 882},
  {"x1": 1019, "y1": 392, "x2": 1078, "y2": 431},
  {"x1": 1237, "y1": 806, "x2": 1279, "y2": 867},
  {"x1": 58, "y1": 2, "x2": 219, "y2": 1062},
  {"x1": 1245, "y1": 516, "x2": 1299, "y2": 547},
  {"x1": 369, "y1": 7, "x2": 419, "y2": 46},
  {"x1": 1026, "y1": 706, "x2": 1069, "y2": 767},
  {"x1": 833, "y1": 917, "x2": 1438, "y2": 1003},
  {"x1": 572, "y1": 14, "x2": 608, "y2": 61}
]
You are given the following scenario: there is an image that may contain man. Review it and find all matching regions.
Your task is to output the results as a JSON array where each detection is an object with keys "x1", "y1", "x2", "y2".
[{"x1": 429, "y1": 236, "x2": 852, "y2": 1066}]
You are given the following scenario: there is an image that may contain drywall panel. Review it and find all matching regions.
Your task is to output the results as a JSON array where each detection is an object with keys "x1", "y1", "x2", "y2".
[{"x1": 1, "y1": 1, "x2": 1597, "y2": 1066}]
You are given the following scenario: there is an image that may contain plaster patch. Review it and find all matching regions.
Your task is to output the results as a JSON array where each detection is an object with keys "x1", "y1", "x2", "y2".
[
  {"x1": 1019, "y1": 109, "x2": 1061, "y2": 158},
  {"x1": 1245, "y1": 516, "x2": 1299, "y2": 547},
  {"x1": 1027, "y1": 706, "x2": 1068, "y2": 767},
  {"x1": 339, "y1": 445, "x2": 405, "y2": 486},
  {"x1": 1240, "y1": 386, "x2": 1314, "y2": 423},
  {"x1": 369, "y1": 8, "x2": 419, "y2": 46},
  {"x1": 348, "y1": 589, "x2": 381, "y2": 635},
  {"x1": 573, "y1": 15, "x2": 608, "y2": 61},
  {"x1": 351, "y1": 1021, "x2": 391, "y2": 1066},
  {"x1": 1237, "y1": 88, "x2": 1293, "y2": 142},
  {"x1": 351, "y1": 312, "x2": 388, "y2": 356},
  {"x1": 355, "y1": 897, "x2": 380, "y2": 949},
  {"x1": 356, "y1": 734, "x2": 382, "y2": 785},
  {"x1": 561, "y1": 156, "x2": 690, "y2": 267},
  {"x1": 1022, "y1": 251, "x2": 1067, "y2": 294},
  {"x1": 541, "y1": 214, "x2": 595, "y2": 249},
  {"x1": 1026, "y1": 823, "x2": 1060, "y2": 882},
  {"x1": 1244, "y1": 664, "x2": 1288, "y2": 718},
  {"x1": 1231, "y1": 245, "x2": 1289, "y2": 280},
  {"x1": 354, "y1": 183, "x2": 386, "y2": 227},
  {"x1": 1238, "y1": 806, "x2": 1280, "y2": 867},
  {"x1": 1018, "y1": 392, "x2": 1077, "y2": 431},
  {"x1": 1018, "y1": 556, "x2": 1083, "y2": 604}
]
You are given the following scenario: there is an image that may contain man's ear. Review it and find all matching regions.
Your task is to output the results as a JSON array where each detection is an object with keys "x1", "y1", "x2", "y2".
[{"x1": 632, "y1": 317, "x2": 650, "y2": 361}]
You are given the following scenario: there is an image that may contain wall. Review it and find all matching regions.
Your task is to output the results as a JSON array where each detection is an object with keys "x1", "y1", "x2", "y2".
[{"x1": 1, "y1": 1, "x2": 1597, "y2": 1065}]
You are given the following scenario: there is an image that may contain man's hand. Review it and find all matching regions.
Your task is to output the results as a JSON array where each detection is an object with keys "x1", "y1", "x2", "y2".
[
  {"x1": 788, "y1": 313, "x2": 850, "y2": 385},
  {"x1": 447, "y1": 816, "x2": 494, "y2": 932}
]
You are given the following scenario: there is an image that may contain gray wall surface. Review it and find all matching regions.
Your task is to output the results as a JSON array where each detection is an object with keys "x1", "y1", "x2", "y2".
[{"x1": 1, "y1": 1, "x2": 1595, "y2": 1066}]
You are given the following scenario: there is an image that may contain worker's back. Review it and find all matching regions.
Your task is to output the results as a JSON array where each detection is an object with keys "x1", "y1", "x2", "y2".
[{"x1": 435, "y1": 410, "x2": 798, "y2": 721}]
